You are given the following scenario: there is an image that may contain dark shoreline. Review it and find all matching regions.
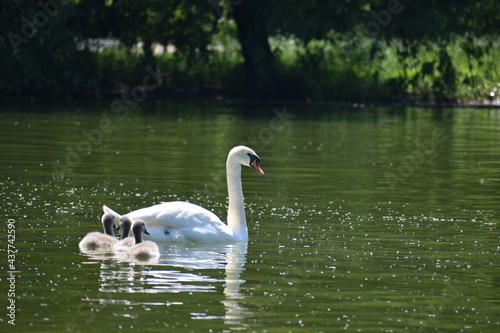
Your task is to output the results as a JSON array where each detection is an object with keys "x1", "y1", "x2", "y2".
[{"x1": 1, "y1": 93, "x2": 499, "y2": 111}]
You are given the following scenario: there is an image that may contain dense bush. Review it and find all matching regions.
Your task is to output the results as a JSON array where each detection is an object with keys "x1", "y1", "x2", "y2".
[{"x1": 0, "y1": 0, "x2": 498, "y2": 104}]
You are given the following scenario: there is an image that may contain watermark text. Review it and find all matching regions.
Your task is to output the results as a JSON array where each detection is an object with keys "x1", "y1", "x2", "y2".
[{"x1": 6, "y1": 219, "x2": 17, "y2": 325}]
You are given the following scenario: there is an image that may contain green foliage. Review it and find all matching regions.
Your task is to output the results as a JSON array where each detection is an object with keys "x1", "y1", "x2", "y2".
[
  {"x1": 0, "y1": 1, "x2": 98, "y2": 96},
  {"x1": 94, "y1": 47, "x2": 143, "y2": 92},
  {"x1": 0, "y1": 0, "x2": 498, "y2": 103},
  {"x1": 267, "y1": 32, "x2": 498, "y2": 103}
]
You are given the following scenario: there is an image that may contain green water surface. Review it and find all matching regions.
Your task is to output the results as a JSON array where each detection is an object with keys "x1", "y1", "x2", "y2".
[{"x1": 0, "y1": 101, "x2": 499, "y2": 332}]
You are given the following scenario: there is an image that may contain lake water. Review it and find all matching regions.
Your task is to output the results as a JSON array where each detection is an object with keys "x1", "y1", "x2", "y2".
[{"x1": 0, "y1": 101, "x2": 499, "y2": 332}]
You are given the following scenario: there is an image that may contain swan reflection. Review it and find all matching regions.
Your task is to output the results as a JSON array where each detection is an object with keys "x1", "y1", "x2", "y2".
[{"x1": 80, "y1": 242, "x2": 250, "y2": 329}]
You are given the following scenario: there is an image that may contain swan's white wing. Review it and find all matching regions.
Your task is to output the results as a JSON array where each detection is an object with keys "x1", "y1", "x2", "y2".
[
  {"x1": 126, "y1": 201, "x2": 223, "y2": 228},
  {"x1": 106, "y1": 201, "x2": 234, "y2": 243}
]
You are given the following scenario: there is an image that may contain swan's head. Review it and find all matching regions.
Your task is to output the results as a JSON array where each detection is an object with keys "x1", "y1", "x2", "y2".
[{"x1": 228, "y1": 146, "x2": 265, "y2": 176}]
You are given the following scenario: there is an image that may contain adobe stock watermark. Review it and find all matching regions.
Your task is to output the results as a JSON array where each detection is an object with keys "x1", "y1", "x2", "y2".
[
  {"x1": 407, "y1": 277, "x2": 463, "y2": 329},
  {"x1": 3, "y1": 0, "x2": 63, "y2": 50},
  {"x1": 65, "y1": 294, "x2": 117, "y2": 332},
  {"x1": 253, "y1": 255, "x2": 328, "y2": 321},
  {"x1": 6, "y1": 219, "x2": 18, "y2": 326},
  {"x1": 364, "y1": 0, "x2": 404, "y2": 37},
  {"x1": 384, "y1": 110, "x2": 453, "y2": 190},
  {"x1": 384, "y1": 128, "x2": 447, "y2": 190},
  {"x1": 241, "y1": 106, "x2": 296, "y2": 151},
  {"x1": 52, "y1": 65, "x2": 167, "y2": 178},
  {"x1": 200, "y1": 106, "x2": 295, "y2": 198},
  {"x1": 212, "y1": 0, "x2": 244, "y2": 18}
]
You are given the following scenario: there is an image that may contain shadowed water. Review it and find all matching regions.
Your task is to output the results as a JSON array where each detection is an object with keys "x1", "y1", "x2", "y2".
[{"x1": 0, "y1": 101, "x2": 499, "y2": 332}]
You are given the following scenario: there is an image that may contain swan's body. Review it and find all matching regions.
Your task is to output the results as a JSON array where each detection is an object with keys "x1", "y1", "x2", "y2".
[
  {"x1": 113, "y1": 216, "x2": 135, "y2": 253},
  {"x1": 125, "y1": 219, "x2": 160, "y2": 259},
  {"x1": 79, "y1": 213, "x2": 117, "y2": 250},
  {"x1": 103, "y1": 146, "x2": 264, "y2": 243}
]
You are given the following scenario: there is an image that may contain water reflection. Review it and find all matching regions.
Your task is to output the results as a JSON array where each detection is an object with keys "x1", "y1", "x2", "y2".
[
  {"x1": 221, "y1": 245, "x2": 252, "y2": 326},
  {"x1": 79, "y1": 242, "x2": 250, "y2": 329}
]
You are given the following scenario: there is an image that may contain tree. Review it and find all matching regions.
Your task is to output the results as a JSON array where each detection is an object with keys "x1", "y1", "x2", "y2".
[
  {"x1": 222, "y1": 0, "x2": 499, "y2": 100},
  {"x1": 0, "y1": 0, "x2": 498, "y2": 100},
  {"x1": 231, "y1": 0, "x2": 281, "y2": 98}
]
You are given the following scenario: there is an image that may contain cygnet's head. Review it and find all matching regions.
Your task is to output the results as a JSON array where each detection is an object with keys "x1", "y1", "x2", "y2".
[
  {"x1": 131, "y1": 219, "x2": 150, "y2": 244},
  {"x1": 117, "y1": 216, "x2": 133, "y2": 240},
  {"x1": 101, "y1": 212, "x2": 116, "y2": 236}
]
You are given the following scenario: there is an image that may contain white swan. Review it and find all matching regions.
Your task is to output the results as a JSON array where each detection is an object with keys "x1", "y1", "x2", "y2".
[
  {"x1": 113, "y1": 216, "x2": 134, "y2": 253},
  {"x1": 103, "y1": 146, "x2": 264, "y2": 243},
  {"x1": 125, "y1": 219, "x2": 160, "y2": 258},
  {"x1": 79, "y1": 212, "x2": 117, "y2": 249}
]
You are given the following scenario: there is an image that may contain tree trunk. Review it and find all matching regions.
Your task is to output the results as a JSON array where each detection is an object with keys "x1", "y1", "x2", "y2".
[
  {"x1": 142, "y1": 39, "x2": 155, "y2": 68},
  {"x1": 232, "y1": 0, "x2": 281, "y2": 99}
]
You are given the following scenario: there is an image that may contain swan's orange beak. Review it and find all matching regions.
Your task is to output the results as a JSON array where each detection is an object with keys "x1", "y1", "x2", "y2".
[{"x1": 250, "y1": 159, "x2": 265, "y2": 176}]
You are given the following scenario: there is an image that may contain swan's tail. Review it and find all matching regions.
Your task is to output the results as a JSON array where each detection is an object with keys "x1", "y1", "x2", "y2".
[{"x1": 102, "y1": 205, "x2": 122, "y2": 226}]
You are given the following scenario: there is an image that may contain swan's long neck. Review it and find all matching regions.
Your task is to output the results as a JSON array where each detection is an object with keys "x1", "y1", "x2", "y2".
[{"x1": 226, "y1": 160, "x2": 248, "y2": 240}]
